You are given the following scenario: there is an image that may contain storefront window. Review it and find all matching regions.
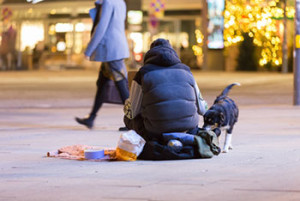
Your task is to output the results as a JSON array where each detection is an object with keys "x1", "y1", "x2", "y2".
[
  {"x1": 48, "y1": 21, "x2": 92, "y2": 54},
  {"x1": 207, "y1": 0, "x2": 225, "y2": 49},
  {"x1": 20, "y1": 21, "x2": 44, "y2": 50}
]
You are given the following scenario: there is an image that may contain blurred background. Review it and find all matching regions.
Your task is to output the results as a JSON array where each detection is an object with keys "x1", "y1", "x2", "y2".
[{"x1": 0, "y1": 0, "x2": 296, "y2": 72}]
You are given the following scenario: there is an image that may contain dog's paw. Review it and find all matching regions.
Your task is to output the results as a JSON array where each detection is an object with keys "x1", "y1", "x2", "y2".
[
  {"x1": 222, "y1": 148, "x2": 229, "y2": 153},
  {"x1": 222, "y1": 145, "x2": 233, "y2": 153}
]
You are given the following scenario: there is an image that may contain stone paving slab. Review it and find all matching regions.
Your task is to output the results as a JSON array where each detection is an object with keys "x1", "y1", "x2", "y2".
[{"x1": 0, "y1": 70, "x2": 299, "y2": 201}]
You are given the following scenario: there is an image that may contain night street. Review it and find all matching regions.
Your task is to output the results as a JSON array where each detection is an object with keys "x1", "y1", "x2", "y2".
[{"x1": 0, "y1": 69, "x2": 299, "y2": 201}]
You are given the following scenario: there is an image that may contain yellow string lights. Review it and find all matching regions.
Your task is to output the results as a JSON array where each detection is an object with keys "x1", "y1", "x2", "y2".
[
  {"x1": 192, "y1": 29, "x2": 204, "y2": 56},
  {"x1": 224, "y1": 0, "x2": 295, "y2": 67}
]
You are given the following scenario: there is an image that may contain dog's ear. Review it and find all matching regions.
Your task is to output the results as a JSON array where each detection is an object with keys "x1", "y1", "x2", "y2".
[{"x1": 219, "y1": 112, "x2": 225, "y2": 123}]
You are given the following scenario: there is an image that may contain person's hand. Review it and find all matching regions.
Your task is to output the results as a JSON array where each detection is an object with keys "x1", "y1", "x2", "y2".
[{"x1": 85, "y1": 56, "x2": 90, "y2": 60}]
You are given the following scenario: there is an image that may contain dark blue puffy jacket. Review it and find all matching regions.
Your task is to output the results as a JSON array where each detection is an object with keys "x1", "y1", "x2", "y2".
[{"x1": 133, "y1": 39, "x2": 200, "y2": 137}]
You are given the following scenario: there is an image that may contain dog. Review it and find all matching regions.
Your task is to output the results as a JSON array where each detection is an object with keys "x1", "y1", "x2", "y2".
[{"x1": 202, "y1": 83, "x2": 240, "y2": 153}]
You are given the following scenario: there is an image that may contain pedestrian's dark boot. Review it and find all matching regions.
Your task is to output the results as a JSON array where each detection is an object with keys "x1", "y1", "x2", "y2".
[
  {"x1": 75, "y1": 114, "x2": 96, "y2": 129},
  {"x1": 118, "y1": 126, "x2": 129, "y2": 131}
]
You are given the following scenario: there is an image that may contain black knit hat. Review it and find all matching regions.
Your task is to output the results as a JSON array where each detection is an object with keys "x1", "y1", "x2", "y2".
[{"x1": 150, "y1": 38, "x2": 172, "y2": 49}]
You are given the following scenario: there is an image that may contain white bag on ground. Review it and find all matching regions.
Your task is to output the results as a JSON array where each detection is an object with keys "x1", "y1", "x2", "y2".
[{"x1": 116, "y1": 130, "x2": 146, "y2": 161}]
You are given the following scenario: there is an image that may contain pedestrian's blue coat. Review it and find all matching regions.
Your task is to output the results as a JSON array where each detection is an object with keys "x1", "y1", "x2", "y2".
[{"x1": 85, "y1": 0, "x2": 129, "y2": 62}]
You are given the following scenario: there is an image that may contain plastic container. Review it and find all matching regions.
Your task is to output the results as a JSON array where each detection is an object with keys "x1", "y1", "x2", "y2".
[{"x1": 84, "y1": 149, "x2": 105, "y2": 159}]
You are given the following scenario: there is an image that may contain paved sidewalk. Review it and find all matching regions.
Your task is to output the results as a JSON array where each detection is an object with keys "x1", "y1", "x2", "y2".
[{"x1": 0, "y1": 70, "x2": 299, "y2": 201}]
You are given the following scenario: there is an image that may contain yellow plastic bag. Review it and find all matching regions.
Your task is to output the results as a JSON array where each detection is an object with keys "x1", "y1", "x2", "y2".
[{"x1": 116, "y1": 130, "x2": 146, "y2": 161}]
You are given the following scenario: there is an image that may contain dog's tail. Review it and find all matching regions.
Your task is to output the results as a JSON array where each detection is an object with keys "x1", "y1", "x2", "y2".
[{"x1": 219, "y1": 82, "x2": 241, "y2": 97}]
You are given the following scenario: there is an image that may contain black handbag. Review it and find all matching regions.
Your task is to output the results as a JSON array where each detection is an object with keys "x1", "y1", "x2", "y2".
[
  {"x1": 103, "y1": 79, "x2": 123, "y2": 104},
  {"x1": 100, "y1": 62, "x2": 128, "y2": 105}
]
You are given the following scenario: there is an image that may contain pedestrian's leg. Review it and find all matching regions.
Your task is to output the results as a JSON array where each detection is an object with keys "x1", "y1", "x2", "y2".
[
  {"x1": 75, "y1": 64, "x2": 108, "y2": 129},
  {"x1": 89, "y1": 71, "x2": 109, "y2": 116},
  {"x1": 115, "y1": 79, "x2": 129, "y2": 103},
  {"x1": 108, "y1": 60, "x2": 129, "y2": 103},
  {"x1": 108, "y1": 60, "x2": 130, "y2": 130}
]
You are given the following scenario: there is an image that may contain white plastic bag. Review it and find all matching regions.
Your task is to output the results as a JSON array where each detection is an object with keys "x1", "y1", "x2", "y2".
[
  {"x1": 194, "y1": 80, "x2": 208, "y2": 115},
  {"x1": 116, "y1": 130, "x2": 146, "y2": 161}
]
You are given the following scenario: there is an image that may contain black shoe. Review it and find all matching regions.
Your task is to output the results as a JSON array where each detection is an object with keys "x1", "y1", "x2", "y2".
[
  {"x1": 75, "y1": 115, "x2": 96, "y2": 129},
  {"x1": 118, "y1": 126, "x2": 129, "y2": 131}
]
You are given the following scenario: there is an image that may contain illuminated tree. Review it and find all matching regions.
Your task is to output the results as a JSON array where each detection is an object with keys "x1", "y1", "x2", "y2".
[
  {"x1": 224, "y1": 0, "x2": 295, "y2": 70},
  {"x1": 236, "y1": 33, "x2": 258, "y2": 71}
]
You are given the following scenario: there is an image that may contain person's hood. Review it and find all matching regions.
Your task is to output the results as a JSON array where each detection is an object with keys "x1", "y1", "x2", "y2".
[{"x1": 143, "y1": 38, "x2": 181, "y2": 67}]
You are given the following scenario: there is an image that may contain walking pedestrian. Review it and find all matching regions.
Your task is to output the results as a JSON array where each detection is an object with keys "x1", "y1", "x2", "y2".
[{"x1": 75, "y1": 0, "x2": 129, "y2": 129}]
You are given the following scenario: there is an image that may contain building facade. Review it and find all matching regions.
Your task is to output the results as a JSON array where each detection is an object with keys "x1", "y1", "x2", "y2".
[{"x1": 1, "y1": 0, "x2": 225, "y2": 70}]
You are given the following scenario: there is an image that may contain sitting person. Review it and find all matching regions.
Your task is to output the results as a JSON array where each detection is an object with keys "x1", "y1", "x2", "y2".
[{"x1": 124, "y1": 38, "x2": 207, "y2": 143}]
